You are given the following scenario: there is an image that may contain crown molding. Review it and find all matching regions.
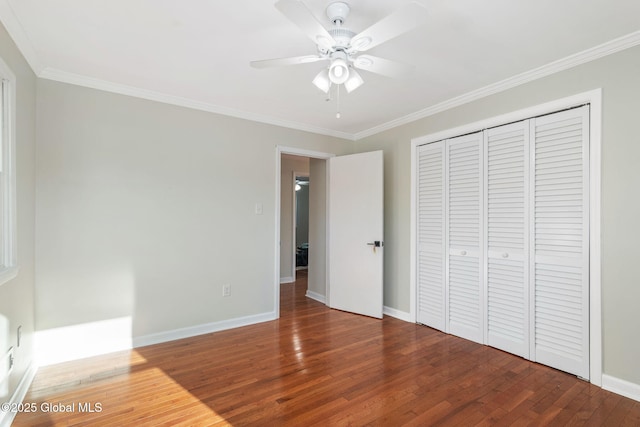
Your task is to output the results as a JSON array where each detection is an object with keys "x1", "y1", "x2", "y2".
[
  {"x1": 353, "y1": 30, "x2": 640, "y2": 140},
  {"x1": 0, "y1": 0, "x2": 44, "y2": 74},
  {"x1": 39, "y1": 67, "x2": 355, "y2": 141},
  {"x1": 2, "y1": 0, "x2": 639, "y2": 142}
]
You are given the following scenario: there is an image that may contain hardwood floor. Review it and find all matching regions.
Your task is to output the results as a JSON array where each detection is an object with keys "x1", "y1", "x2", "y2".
[{"x1": 13, "y1": 271, "x2": 640, "y2": 426}]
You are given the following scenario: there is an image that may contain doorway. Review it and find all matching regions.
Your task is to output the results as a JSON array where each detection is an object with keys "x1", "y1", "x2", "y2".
[
  {"x1": 279, "y1": 154, "x2": 309, "y2": 284},
  {"x1": 275, "y1": 147, "x2": 385, "y2": 321},
  {"x1": 275, "y1": 148, "x2": 333, "y2": 319}
]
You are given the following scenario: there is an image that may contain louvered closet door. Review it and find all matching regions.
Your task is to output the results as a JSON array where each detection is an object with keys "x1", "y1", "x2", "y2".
[
  {"x1": 446, "y1": 132, "x2": 483, "y2": 343},
  {"x1": 485, "y1": 122, "x2": 530, "y2": 358},
  {"x1": 530, "y1": 106, "x2": 589, "y2": 379},
  {"x1": 417, "y1": 142, "x2": 446, "y2": 330}
]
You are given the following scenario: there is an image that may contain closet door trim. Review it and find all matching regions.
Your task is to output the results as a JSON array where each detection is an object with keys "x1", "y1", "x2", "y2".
[{"x1": 410, "y1": 89, "x2": 602, "y2": 386}]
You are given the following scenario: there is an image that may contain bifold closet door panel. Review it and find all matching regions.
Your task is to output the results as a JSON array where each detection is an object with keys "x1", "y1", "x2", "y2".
[
  {"x1": 446, "y1": 132, "x2": 483, "y2": 344},
  {"x1": 530, "y1": 106, "x2": 590, "y2": 379},
  {"x1": 417, "y1": 141, "x2": 446, "y2": 330},
  {"x1": 484, "y1": 121, "x2": 530, "y2": 358}
]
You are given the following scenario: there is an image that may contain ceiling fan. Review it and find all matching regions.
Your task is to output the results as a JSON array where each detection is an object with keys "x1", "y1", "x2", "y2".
[{"x1": 251, "y1": 1, "x2": 428, "y2": 98}]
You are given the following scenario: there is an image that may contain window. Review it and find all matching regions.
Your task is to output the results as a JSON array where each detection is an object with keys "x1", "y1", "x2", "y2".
[{"x1": 0, "y1": 56, "x2": 17, "y2": 286}]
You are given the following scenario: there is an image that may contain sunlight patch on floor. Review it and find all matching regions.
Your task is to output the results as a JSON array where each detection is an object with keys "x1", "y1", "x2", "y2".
[{"x1": 28, "y1": 355, "x2": 232, "y2": 425}]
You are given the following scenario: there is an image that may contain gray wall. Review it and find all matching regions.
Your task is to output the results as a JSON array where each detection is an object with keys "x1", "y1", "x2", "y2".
[
  {"x1": 35, "y1": 80, "x2": 351, "y2": 339},
  {"x1": 0, "y1": 23, "x2": 36, "y2": 404},
  {"x1": 280, "y1": 155, "x2": 309, "y2": 281},
  {"x1": 307, "y1": 158, "x2": 327, "y2": 298},
  {"x1": 295, "y1": 183, "x2": 309, "y2": 248},
  {"x1": 355, "y1": 45, "x2": 640, "y2": 385}
]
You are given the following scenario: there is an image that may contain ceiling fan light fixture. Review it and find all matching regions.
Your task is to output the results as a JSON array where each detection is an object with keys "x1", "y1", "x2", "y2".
[
  {"x1": 255, "y1": 0, "x2": 429, "y2": 117},
  {"x1": 312, "y1": 68, "x2": 331, "y2": 93},
  {"x1": 328, "y1": 58, "x2": 349, "y2": 84},
  {"x1": 344, "y1": 68, "x2": 364, "y2": 93}
]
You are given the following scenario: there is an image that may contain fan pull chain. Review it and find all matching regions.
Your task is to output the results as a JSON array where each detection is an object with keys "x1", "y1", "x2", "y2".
[{"x1": 336, "y1": 84, "x2": 341, "y2": 119}]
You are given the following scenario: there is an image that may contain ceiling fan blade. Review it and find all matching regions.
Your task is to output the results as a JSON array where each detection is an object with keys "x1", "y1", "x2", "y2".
[
  {"x1": 275, "y1": 0, "x2": 336, "y2": 50},
  {"x1": 251, "y1": 55, "x2": 327, "y2": 69},
  {"x1": 350, "y1": 2, "x2": 428, "y2": 53},
  {"x1": 352, "y1": 55, "x2": 414, "y2": 78}
]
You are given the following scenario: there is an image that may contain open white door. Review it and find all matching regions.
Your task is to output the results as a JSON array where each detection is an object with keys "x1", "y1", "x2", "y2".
[{"x1": 328, "y1": 151, "x2": 384, "y2": 319}]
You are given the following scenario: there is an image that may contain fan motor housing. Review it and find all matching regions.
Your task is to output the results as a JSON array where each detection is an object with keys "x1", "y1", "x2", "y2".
[{"x1": 329, "y1": 27, "x2": 356, "y2": 48}]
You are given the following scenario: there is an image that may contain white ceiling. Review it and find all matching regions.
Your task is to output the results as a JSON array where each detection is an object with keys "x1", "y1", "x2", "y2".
[{"x1": 2, "y1": 0, "x2": 640, "y2": 139}]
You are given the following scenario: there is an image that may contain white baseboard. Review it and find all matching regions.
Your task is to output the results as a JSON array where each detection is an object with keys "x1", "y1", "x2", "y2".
[
  {"x1": 602, "y1": 374, "x2": 640, "y2": 402},
  {"x1": 305, "y1": 290, "x2": 326, "y2": 304},
  {"x1": 280, "y1": 277, "x2": 294, "y2": 284},
  {"x1": 36, "y1": 312, "x2": 278, "y2": 366},
  {"x1": 132, "y1": 311, "x2": 277, "y2": 348},
  {"x1": 383, "y1": 306, "x2": 412, "y2": 322},
  {"x1": 301, "y1": 297, "x2": 410, "y2": 320},
  {"x1": 0, "y1": 363, "x2": 37, "y2": 427}
]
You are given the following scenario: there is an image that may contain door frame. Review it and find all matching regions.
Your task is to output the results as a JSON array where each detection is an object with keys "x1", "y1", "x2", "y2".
[
  {"x1": 274, "y1": 146, "x2": 335, "y2": 318},
  {"x1": 409, "y1": 89, "x2": 602, "y2": 385}
]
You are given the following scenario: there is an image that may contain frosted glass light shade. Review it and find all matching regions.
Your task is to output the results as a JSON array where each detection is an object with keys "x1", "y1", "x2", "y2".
[
  {"x1": 312, "y1": 69, "x2": 330, "y2": 93},
  {"x1": 328, "y1": 58, "x2": 349, "y2": 84},
  {"x1": 344, "y1": 69, "x2": 364, "y2": 93}
]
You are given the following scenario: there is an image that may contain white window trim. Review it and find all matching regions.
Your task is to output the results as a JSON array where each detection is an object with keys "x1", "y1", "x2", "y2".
[{"x1": 0, "y1": 56, "x2": 18, "y2": 286}]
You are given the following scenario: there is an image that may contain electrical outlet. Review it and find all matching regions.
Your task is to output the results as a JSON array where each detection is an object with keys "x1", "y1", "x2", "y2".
[{"x1": 222, "y1": 284, "x2": 231, "y2": 297}]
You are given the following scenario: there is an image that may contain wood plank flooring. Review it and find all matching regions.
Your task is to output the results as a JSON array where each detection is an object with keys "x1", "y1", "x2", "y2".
[{"x1": 13, "y1": 271, "x2": 640, "y2": 426}]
